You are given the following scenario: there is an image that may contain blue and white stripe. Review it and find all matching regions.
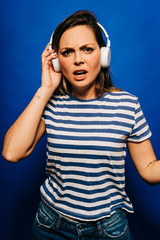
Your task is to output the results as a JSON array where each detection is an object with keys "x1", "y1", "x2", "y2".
[{"x1": 40, "y1": 91, "x2": 151, "y2": 221}]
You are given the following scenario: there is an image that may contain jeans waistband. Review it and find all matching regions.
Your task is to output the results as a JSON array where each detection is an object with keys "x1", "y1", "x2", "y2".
[{"x1": 40, "y1": 200, "x2": 125, "y2": 231}]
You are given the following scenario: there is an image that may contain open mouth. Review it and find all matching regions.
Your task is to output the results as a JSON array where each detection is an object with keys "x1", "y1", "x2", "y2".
[
  {"x1": 73, "y1": 70, "x2": 88, "y2": 80},
  {"x1": 73, "y1": 70, "x2": 87, "y2": 76}
]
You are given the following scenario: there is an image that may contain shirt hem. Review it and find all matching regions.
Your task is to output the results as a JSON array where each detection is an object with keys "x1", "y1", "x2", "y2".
[{"x1": 40, "y1": 195, "x2": 134, "y2": 222}]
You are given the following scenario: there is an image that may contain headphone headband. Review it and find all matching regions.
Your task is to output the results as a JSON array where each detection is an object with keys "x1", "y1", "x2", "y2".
[
  {"x1": 97, "y1": 22, "x2": 111, "y2": 48},
  {"x1": 49, "y1": 22, "x2": 111, "y2": 49}
]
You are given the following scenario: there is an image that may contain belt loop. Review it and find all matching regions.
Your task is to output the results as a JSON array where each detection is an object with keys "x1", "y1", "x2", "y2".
[
  {"x1": 97, "y1": 220, "x2": 103, "y2": 236},
  {"x1": 55, "y1": 213, "x2": 62, "y2": 229}
]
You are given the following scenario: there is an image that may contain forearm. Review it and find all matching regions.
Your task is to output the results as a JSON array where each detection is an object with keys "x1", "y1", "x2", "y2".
[
  {"x1": 147, "y1": 160, "x2": 160, "y2": 185},
  {"x1": 2, "y1": 87, "x2": 53, "y2": 161}
]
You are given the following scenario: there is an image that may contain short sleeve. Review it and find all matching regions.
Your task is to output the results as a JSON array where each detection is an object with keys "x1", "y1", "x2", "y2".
[
  {"x1": 41, "y1": 106, "x2": 46, "y2": 122},
  {"x1": 127, "y1": 99, "x2": 152, "y2": 142},
  {"x1": 41, "y1": 113, "x2": 45, "y2": 121}
]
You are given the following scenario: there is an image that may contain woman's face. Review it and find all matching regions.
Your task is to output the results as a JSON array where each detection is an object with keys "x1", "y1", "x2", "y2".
[{"x1": 58, "y1": 25, "x2": 101, "y2": 99}]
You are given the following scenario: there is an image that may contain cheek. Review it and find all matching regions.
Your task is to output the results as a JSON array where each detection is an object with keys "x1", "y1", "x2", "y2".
[
  {"x1": 91, "y1": 53, "x2": 101, "y2": 71},
  {"x1": 58, "y1": 58, "x2": 70, "y2": 76}
]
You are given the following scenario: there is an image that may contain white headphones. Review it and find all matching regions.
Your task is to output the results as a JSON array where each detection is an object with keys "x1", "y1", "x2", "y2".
[{"x1": 49, "y1": 22, "x2": 111, "y2": 72}]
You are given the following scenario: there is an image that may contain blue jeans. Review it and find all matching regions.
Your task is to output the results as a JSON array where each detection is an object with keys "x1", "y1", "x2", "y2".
[{"x1": 32, "y1": 200, "x2": 131, "y2": 240}]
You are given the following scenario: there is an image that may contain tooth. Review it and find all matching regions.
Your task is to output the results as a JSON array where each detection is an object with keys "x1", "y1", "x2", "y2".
[{"x1": 76, "y1": 71, "x2": 85, "y2": 74}]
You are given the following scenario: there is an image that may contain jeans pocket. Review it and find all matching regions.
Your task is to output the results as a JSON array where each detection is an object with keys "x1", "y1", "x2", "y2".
[
  {"x1": 35, "y1": 204, "x2": 56, "y2": 229},
  {"x1": 103, "y1": 209, "x2": 129, "y2": 239}
]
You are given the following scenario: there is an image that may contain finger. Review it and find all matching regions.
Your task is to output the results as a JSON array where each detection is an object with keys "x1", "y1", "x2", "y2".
[
  {"x1": 42, "y1": 52, "x2": 58, "y2": 69},
  {"x1": 42, "y1": 51, "x2": 57, "y2": 64},
  {"x1": 41, "y1": 43, "x2": 52, "y2": 55},
  {"x1": 42, "y1": 57, "x2": 52, "y2": 69},
  {"x1": 42, "y1": 48, "x2": 56, "y2": 60},
  {"x1": 44, "y1": 42, "x2": 56, "y2": 53},
  {"x1": 45, "y1": 42, "x2": 50, "y2": 51}
]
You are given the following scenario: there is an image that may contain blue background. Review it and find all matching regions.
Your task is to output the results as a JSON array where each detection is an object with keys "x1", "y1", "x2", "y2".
[{"x1": 1, "y1": 0, "x2": 160, "y2": 239}]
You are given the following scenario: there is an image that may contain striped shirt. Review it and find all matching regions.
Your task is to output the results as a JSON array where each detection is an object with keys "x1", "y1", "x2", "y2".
[{"x1": 40, "y1": 91, "x2": 151, "y2": 221}]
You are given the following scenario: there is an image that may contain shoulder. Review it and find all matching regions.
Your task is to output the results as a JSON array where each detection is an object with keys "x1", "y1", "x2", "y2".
[
  {"x1": 103, "y1": 90, "x2": 138, "y2": 103},
  {"x1": 50, "y1": 94, "x2": 70, "y2": 101},
  {"x1": 100, "y1": 91, "x2": 139, "y2": 112},
  {"x1": 48, "y1": 94, "x2": 70, "y2": 105}
]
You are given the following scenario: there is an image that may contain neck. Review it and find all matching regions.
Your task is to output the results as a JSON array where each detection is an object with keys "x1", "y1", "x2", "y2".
[
  {"x1": 71, "y1": 88, "x2": 97, "y2": 100},
  {"x1": 71, "y1": 81, "x2": 97, "y2": 100}
]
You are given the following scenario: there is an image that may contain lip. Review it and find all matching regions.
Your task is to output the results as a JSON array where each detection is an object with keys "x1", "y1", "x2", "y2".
[{"x1": 73, "y1": 69, "x2": 88, "y2": 80}]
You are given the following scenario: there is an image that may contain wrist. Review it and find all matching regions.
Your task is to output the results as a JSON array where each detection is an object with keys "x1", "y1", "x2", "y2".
[{"x1": 35, "y1": 86, "x2": 54, "y2": 102}]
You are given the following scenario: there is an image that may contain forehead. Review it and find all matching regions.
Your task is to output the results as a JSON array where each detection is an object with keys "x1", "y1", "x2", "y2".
[{"x1": 59, "y1": 25, "x2": 97, "y2": 48}]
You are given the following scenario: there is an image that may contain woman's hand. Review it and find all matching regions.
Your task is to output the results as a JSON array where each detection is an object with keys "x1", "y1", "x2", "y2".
[{"x1": 41, "y1": 43, "x2": 62, "y2": 92}]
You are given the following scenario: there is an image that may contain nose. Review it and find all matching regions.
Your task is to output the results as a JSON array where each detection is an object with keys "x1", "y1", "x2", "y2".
[{"x1": 74, "y1": 51, "x2": 84, "y2": 65}]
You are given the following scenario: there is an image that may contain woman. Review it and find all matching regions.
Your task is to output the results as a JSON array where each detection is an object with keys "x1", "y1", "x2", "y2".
[{"x1": 2, "y1": 10, "x2": 160, "y2": 240}]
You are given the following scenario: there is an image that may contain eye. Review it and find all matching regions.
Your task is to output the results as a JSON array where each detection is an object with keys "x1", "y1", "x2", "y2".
[
  {"x1": 83, "y1": 47, "x2": 94, "y2": 53},
  {"x1": 61, "y1": 49, "x2": 73, "y2": 57}
]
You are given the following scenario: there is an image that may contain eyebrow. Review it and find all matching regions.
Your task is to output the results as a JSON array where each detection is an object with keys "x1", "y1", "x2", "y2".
[{"x1": 59, "y1": 43, "x2": 96, "y2": 51}]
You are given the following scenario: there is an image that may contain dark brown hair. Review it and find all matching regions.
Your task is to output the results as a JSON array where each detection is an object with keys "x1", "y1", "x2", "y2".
[{"x1": 52, "y1": 10, "x2": 120, "y2": 96}]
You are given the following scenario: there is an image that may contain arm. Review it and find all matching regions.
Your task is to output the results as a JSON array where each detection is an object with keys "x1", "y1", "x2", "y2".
[
  {"x1": 2, "y1": 89, "x2": 49, "y2": 162},
  {"x1": 127, "y1": 139, "x2": 160, "y2": 185},
  {"x1": 2, "y1": 44, "x2": 62, "y2": 162}
]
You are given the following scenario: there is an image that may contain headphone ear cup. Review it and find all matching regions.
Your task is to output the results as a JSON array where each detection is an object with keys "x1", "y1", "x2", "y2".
[
  {"x1": 100, "y1": 47, "x2": 111, "y2": 68},
  {"x1": 52, "y1": 57, "x2": 61, "y2": 72},
  {"x1": 49, "y1": 42, "x2": 61, "y2": 72}
]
